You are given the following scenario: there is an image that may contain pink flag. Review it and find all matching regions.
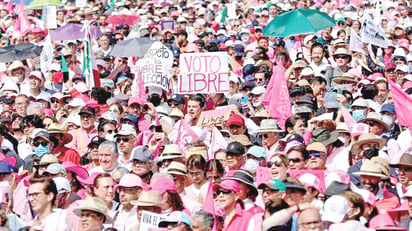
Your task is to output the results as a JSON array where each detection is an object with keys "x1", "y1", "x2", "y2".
[
  {"x1": 175, "y1": 120, "x2": 200, "y2": 155},
  {"x1": 13, "y1": 0, "x2": 30, "y2": 39},
  {"x1": 207, "y1": 127, "x2": 228, "y2": 160},
  {"x1": 262, "y1": 60, "x2": 293, "y2": 129},
  {"x1": 6, "y1": 0, "x2": 13, "y2": 15},
  {"x1": 201, "y1": 178, "x2": 218, "y2": 231},
  {"x1": 388, "y1": 79, "x2": 412, "y2": 133},
  {"x1": 136, "y1": 69, "x2": 148, "y2": 104}
]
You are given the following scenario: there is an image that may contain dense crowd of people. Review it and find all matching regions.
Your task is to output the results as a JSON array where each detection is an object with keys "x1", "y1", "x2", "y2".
[{"x1": 0, "y1": 0, "x2": 412, "y2": 230}]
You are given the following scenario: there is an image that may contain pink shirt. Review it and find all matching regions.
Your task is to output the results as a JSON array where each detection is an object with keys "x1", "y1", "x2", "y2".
[
  {"x1": 223, "y1": 203, "x2": 253, "y2": 231},
  {"x1": 67, "y1": 127, "x2": 98, "y2": 157}
]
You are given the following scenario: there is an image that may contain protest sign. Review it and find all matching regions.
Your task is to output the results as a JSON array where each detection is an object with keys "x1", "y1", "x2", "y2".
[
  {"x1": 197, "y1": 106, "x2": 232, "y2": 126},
  {"x1": 43, "y1": 6, "x2": 57, "y2": 29},
  {"x1": 161, "y1": 20, "x2": 174, "y2": 31},
  {"x1": 349, "y1": 29, "x2": 366, "y2": 54},
  {"x1": 256, "y1": 167, "x2": 271, "y2": 187},
  {"x1": 179, "y1": 52, "x2": 230, "y2": 94},
  {"x1": 138, "y1": 41, "x2": 173, "y2": 91},
  {"x1": 139, "y1": 210, "x2": 166, "y2": 231},
  {"x1": 360, "y1": 14, "x2": 388, "y2": 48},
  {"x1": 76, "y1": 0, "x2": 87, "y2": 8}
]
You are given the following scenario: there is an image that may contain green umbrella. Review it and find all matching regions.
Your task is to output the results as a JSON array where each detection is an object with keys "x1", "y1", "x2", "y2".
[
  {"x1": 263, "y1": 8, "x2": 336, "y2": 37},
  {"x1": 28, "y1": 0, "x2": 62, "y2": 9}
]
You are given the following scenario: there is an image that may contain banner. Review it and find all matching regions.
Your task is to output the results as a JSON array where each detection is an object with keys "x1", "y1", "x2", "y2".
[
  {"x1": 349, "y1": 29, "x2": 366, "y2": 55},
  {"x1": 138, "y1": 42, "x2": 173, "y2": 91},
  {"x1": 179, "y1": 52, "x2": 230, "y2": 94},
  {"x1": 44, "y1": 6, "x2": 57, "y2": 29},
  {"x1": 360, "y1": 14, "x2": 389, "y2": 48},
  {"x1": 76, "y1": 0, "x2": 87, "y2": 8},
  {"x1": 197, "y1": 106, "x2": 232, "y2": 126},
  {"x1": 139, "y1": 210, "x2": 166, "y2": 231},
  {"x1": 175, "y1": 120, "x2": 200, "y2": 156}
]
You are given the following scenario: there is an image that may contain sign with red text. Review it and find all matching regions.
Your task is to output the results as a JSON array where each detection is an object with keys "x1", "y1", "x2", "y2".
[
  {"x1": 197, "y1": 106, "x2": 232, "y2": 126},
  {"x1": 138, "y1": 41, "x2": 173, "y2": 91},
  {"x1": 256, "y1": 167, "x2": 271, "y2": 187},
  {"x1": 178, "y1": 52, "x2": 230, "y2": 94}
]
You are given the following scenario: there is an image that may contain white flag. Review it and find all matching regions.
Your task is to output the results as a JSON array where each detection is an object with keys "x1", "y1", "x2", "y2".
[
  {"x1": 360, "y1": 14, "x2": 389, "y2": 48},
  {"x1": 349, "y1": 29, "x2": 366, "y2": 54}
]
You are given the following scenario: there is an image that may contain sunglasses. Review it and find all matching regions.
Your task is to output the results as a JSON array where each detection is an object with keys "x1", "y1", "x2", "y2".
[
  {"x1": 34, "y1": 141, "x2": 49, "y2": 147},
  {"x1": 267, "y1": 160, "x2": 283, "y2": 168},
  {"x1": 132, "y1": 159, "x2": 147, "y2": 165},
  {"x1": 168, "y1": 101, "x2": 180, "y2": 106},
  {"x1": 51, "y1": 99, "x2": 60, "y2": 103},
  {"x1": 255, "y1": 78, "x2": 264, "y2": 82},
  {"x1": 307, "y1": 152, "x2": 323, "y2": 158},
  {"x1": 366, "y1": 121, "x2": 377, "y2": 126},
  {"x1": 335, "y1": 55, "x2": 348, "y2": 59},
  {"x1": 229, "y1": 124, "x2": 242, "y2": 129},
  {"x1": 106, "y1": 130, "x2": 115, "y2": 134},
  {"x1": 116, "y1": 137, "x2": 129, "y2": 143},
  {"x1": 289, "y1": 158, "x2": 303, "y2": 163},
  {"x1": 213, "y1": 189, "x2": 232, "y2": 198},
  {"x1": 260, "y1": 134, "x2": 270, "y2": 139}
]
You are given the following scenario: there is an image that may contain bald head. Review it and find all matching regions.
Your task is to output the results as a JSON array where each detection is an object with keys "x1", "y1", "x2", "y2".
[{"x1": 298, "y1": 208, "x2": 323, "y2": 231}]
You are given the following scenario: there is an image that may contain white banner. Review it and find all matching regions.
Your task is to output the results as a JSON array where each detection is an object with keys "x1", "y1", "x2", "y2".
[
  {"x1": 138, "y1": 42, "x2": 173, "y2": 91},
  {"x1": 360, "y1": 14, "x2": 389, "y2": 48},
  {"x1": 44, "y1": 6, "x2": 57, "y2": 29},
  {"x1": 76, "y1": 0, "x2": 87, "y2": 8},
  {"x1": 178, "y1": 52, "x2": 230, "y2": 94},
  {"x1": 349, "y1": 29, "x2": 366, "y2": 54},
  {"x1": 139, "y1": 210, "x2": 166, "y2": 231}
]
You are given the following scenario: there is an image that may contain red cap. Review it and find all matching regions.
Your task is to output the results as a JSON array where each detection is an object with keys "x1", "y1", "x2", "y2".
[
  {"x1": 385, "y1": 63, "x2": 396, "y2": 71},
  {"x1": 227, "y1": 114, "x2": 244, "y2": 126}
]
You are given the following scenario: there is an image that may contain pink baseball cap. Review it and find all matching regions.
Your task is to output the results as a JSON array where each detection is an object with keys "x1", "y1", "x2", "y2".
[
  {"x1": 114, "y1": 173, "x2": 143, "y2": 192},
  {"x1": 128, "y1": 96, "x2": 147, "y2": 106},
  {"x1": 77, "y1": 172, "x2": 101, "y2": 186},
  {"x1": 62, "y1": 161, "x2": 89, "y2": 180},
  {"x1": 369, "y1": 212, "x2": 403, "y2": 230},
  {"x1": 213, "y1": 179, "x2": 240, "y2": 192},
  {"x1": 150, "y1": 176, "x2": 176, "y2": 195}
]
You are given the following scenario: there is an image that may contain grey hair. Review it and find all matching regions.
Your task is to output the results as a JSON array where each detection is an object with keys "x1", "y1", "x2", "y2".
[
  {"x1": 150, "y1": 173, "x2": 174, "y2": 184},
  {"x1": 113, "y1": 166, "x2": 129, "y2": 175},
  {"x1": 192, "y1": 211, "x2": 214, "y2": 230},
  {"x1": 26, "y1": 102, "x2": 44, "y2": 115},
  {"x1": 98, "y1": 141, "x2": 118, "y2": 156}
]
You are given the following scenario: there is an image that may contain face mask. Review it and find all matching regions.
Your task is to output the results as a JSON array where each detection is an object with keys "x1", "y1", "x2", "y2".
[
  {"x1": 363, "y1": 147, "x2": 379, "y2": 159},
  {"x1": 352, "y1": 109, "x2": 366, "y2": 121},
  {"x1": 35, "y1": 145, "x2": 50, "y2": 157},
  {"x1": 243, "y1": 158, "x2": 260, "y2": 174},
  {"x1": 150, "y1": 96, "x2": 161, "y2": 106},
  {"x1": 105, "y1": 133, "x2": 116, "y2": 142},
  {"x1": 382, "y1": 115, "x2": 394, "y2": 128}
]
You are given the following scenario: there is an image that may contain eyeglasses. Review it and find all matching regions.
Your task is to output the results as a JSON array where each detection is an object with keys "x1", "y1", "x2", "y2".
[
  {"x1": 51, "y1": 99, "x2": 60, "y2": 103},
  {"x1": 335, "y1": 55, "x2": 348, "y2": 59},
  {"x1": 307, "y1": 152, "x2": 324, "y2": 158},
  {"x1": 289, "y1": 158, "x2": 303, "y2": 163},
  {"x1": 267, "y1": 160, "x2": 283, "y2": 168},
  {"x1": 132, "y1": 159, "x2": 147, "y2": 165},
  {"x1": 260, "y1": 134, "x2": 270, "y2": 139},
  {"x1": 116, "y1": 137, "x2": 129, "y2": 143},
  {"x1": 254, "y1": 78, "x2": 264, "y2": 82},
  {"x1": 365, "y1": 121, "x2": 377, "y2": 126},
  {"x1": 27, "y1": 192, "x2": 45, "y2": 200},
  {"x1": 394, "y1": 57, "x2": 405, "y2": 61},
  {"x1": 106, "y1": 130, "x2": 115, "y2": 134},
  {"x1": 33, "y1": 141, "x2": 49, "y2": 147},
  {"x1": 229, "y1": 124, "x2": 242, "y2": 129},
  {"x1": 213, "y1": 189, "x2": 233, "y2": 198}
]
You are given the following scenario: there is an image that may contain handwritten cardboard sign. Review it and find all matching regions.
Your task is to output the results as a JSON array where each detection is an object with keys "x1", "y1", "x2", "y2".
[
  {"x1": 197, "y1": 106, "x2": 232, "y2": 126},
  {"x1": 139, "y1": 210, "x2": 166, "y2": 231},
  {"x1": 138, "y1": 42, "x2": 173, "y2": 91},
  {"x1": 178, "y1": 52, "x2": 230, "y2": 94}
]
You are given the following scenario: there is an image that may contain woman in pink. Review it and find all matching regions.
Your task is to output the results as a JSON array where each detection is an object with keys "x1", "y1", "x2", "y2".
[{"x1": 213, "y1": 179, "x2": 254, "y2": 231}]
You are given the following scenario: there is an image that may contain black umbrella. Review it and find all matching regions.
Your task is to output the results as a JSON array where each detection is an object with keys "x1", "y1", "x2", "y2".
[
  {"x1": 110, "y1": 37, "x2": 154, "y2": 57},
  {"x1": 0, "y1": 43, "x2": 43, "y2": 63}
]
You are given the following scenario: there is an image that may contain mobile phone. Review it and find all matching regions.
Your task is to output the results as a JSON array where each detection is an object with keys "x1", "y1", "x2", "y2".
[
  {"x1": 241, "y1": 96, "x2": 248, "y2": 104},
  {"x1": 155, "y1": 125, "x2": 163, "y2": 132}
]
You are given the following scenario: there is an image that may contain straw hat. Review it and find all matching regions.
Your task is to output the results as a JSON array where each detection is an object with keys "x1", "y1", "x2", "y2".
[
  {"x1": 259, "y1": 119, "x2": 283, "y2": 133},
  {"x1": 7, "y1": 61, "x2": 29, "y2": 75},
  {"x1": 47, "y1": 123, "x2": 73, "y2": 145},
  {"x1": 353, "y1": 158, "x2": 389, "y2": 179},
  {"x1": 359, "y1": 112, "x2": 390, "y2": 132},
  {"x1": 167, "y1": 161, "x2": 187, "y2": 176},
  {"x1": 390, "y1": 152, "x2": 412, "y2": 168},
  {"x1": 0, "y1": 80, "x2": 19, "y2": 94},
  {"x1": 74, "y1": 197, "x2": 113, "y2": 223},
  {"x1": 159, "y1": 144, "x2": 183, "y2": 160},
  {"x1": 130, "y1": 190, "x2": 161, "y2": 207},
  {"x1": 38, "y1": 154, "x2": 59, "y2": 166},
  {"x1": 333, "y1": 48, "x2": 352, "y2": 62},
  {"x1": 232, "y1": 134, "x2": 252, "y2": 146},
  {"x1": 350, "y1": 133, "x2": 386, "y2": 154},
  {"x1": 332, "y1": 72, "x2": 357, "y2": 84}
]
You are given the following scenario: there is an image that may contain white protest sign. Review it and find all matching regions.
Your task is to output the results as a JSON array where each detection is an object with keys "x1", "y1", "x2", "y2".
[
  {"x1": 227, "y1": 3, "x2": 237, "y2": 20},
  {"x1": 138, "y1": 41, "x2": 173, "y2": 91},
  {"x1": 139, "y1": 210, "x2": 166, "y2": 231},
  {"x1": 349, "y1": 29, "x2": 366, "y2": 54},
  {"x1": 360, "y1": 14, "x2": 389, "y2": 48},
  {"x1": 76, "y1": 0, "x2": 87, "y2": 8},
  {"x1": 43, "y1": 6, "x2": 57, "y2": 29},
  {"x1": 178, "y1": 52, "x2": 230, "y2": 94}
]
